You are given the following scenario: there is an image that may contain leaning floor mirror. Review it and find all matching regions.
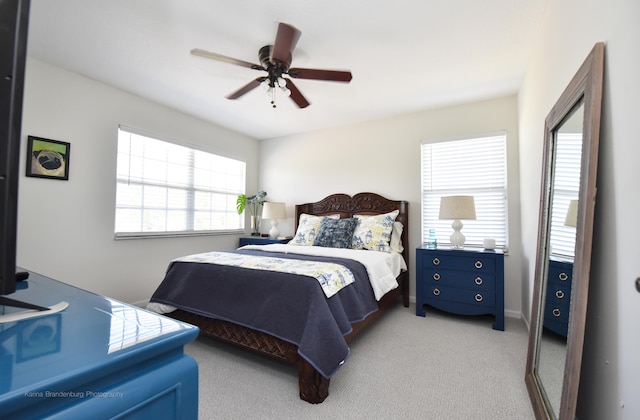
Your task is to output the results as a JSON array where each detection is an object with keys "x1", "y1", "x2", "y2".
[{"x1": 525, "y1": 42, "x2": 605, "y2": 419}]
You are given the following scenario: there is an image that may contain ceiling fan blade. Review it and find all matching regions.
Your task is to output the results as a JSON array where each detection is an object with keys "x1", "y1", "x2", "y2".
[
  {"x1": 270, "y1": 23, "x2": 301, "y2": 65},
  {"x1": 288, "y1": 68, "x2": 353, "y2": 82},
  {"x1": 191, "y1": 48, "x2": 262, "y2": 70},
  {"x1": 284, "y1": 78, "x2": 310, "y2": 108},
  {"x1": 226, "y1": 77, "x2": 266, "y2": 100}
]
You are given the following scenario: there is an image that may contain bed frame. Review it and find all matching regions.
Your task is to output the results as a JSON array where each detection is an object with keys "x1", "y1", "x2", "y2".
[{"x1": 169, "y1": 192, "x2": 409, "y2": 403}]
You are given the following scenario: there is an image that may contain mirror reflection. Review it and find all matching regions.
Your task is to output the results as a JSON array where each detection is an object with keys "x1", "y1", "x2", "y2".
[{"x1": 537, "y1": 100, "x2": 584, "y2": 417}]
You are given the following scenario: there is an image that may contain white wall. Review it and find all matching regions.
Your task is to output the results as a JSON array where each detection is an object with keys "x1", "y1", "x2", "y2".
[
  {"x1": 518, "y1": 0, "x2": 640, "y2": 417},
  {"x1": 19, "y1": 58, "x2": 259, "y2": 304},
  {"x1": 259, "y1": 95, "x2": 524, "y2": 317}
]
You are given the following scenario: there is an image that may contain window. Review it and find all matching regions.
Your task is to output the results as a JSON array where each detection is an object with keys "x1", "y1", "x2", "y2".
[
  {"x1": 421, "y1": 133, "x2": 508, "y2": 249},
  {"x1": 548, "y1": 132, "x2": 582, "y2": 259},
  {"x1": 115, "y1": 126, "x2": 245, "y2": 238}
]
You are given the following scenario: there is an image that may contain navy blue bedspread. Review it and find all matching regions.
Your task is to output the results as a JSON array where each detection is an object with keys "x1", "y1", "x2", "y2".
[{"x1": 149, "y1": 249, "x2": 378, "y2": 378}]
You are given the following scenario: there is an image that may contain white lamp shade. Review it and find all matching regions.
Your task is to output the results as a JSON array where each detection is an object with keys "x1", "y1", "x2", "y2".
[
  {"x1": 564, "y1": 199, "x2": 578, "y2": 227},
  {"x1": 262, "y1": 202, "x2": 286, "y2": 220},
  {"x1": 438, "y1": 196, "x2": 477, "y2": 220}
]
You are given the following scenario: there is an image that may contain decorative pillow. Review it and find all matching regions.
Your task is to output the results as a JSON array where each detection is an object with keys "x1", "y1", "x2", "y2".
[
  {"x1": 390, "y1": 221, "x2": 404, "y2": 253},
  {"x1": 289, "y1": 213, "x2": 339, "y2": 246},
  {"x1": 351, "y1": 210, "x2": 399, "y2": 252},
  {"x1": 313, "y1": 217, "x2": 359, "y2": 249}
]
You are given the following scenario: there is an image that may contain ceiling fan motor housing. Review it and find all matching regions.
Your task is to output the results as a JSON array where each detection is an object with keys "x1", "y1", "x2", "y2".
[{"x1": 259, "y1": 45, "x2": 291, "y2": 86}]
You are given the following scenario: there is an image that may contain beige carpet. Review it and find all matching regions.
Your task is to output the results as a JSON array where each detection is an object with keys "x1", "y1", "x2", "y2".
[{"x1": 185, "y1": 303, "x2": 535, "y2": 419}]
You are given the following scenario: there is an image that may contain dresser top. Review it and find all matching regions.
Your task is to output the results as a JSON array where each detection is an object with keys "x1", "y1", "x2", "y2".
[
  {"x1": 0, "y1": 271, "x2": 198, "y2": 400},
  {"x1": 417, "y1": 245, "x2": 504, "y2": 255}
]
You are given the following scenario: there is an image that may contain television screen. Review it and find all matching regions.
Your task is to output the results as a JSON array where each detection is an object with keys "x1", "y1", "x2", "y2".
[{"x1": 0, "y1": 0, "x2": 31, "y2": 296}]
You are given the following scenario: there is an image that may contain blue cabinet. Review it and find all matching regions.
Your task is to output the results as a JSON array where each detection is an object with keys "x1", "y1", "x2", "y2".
[
  {"x1": 0, "y1": 271, "x2": 199, "y2": 419},
  {"x1": 416, "y1": 247, "x2": 505, "y2": 330}
]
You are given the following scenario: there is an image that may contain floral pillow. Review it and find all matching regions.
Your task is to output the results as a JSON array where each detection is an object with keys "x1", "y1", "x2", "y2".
[
  {"x1": 288, "y1": 213, "x2": 339, "y2": 246},
  {"x1": 351, "y1": 210, "x2": 399, "y2": 252},
  {"x1": 313, "y1": 217, "x2": 359, "y2": 249}
]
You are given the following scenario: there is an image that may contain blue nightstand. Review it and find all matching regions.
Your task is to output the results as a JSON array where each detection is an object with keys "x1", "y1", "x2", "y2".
[
  {"x1": 416, "y1": 246, "x2": 505, "y2": 330},
  {"x1": 239, "y1": 237, "x2": 290, "y2": 247}
]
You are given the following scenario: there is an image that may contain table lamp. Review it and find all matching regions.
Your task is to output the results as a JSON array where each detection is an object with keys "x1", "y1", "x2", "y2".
[{"x1": 439, "y1": 195, "x2": 476, "y2": 249}]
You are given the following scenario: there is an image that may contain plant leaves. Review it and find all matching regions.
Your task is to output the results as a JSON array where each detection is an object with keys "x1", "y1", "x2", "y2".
[{"x1": 236, "y1": 194, "x2": 247, "y2": 214}]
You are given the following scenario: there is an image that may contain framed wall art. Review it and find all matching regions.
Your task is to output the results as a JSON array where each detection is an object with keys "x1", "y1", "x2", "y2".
[{"x1": 26, "y1": 136, "x2": 70, "y2": 180}]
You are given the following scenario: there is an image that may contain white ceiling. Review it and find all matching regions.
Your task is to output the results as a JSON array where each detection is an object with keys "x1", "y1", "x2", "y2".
[{"x1": 27, "y1": 0, "x2": 547, "y2": 140}]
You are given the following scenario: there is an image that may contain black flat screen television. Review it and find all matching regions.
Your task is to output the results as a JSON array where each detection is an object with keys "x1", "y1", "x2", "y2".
[{"x1": 0, "y1": 0, "x2": 31, "y2": 298}]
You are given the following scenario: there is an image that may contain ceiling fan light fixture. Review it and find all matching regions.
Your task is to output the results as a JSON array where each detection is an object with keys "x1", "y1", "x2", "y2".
[{"x1": 277, "y1": 77, "x2": 287, "y2": 88}]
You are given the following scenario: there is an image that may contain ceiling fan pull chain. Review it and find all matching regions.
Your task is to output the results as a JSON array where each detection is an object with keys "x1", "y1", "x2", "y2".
[{"x1": 271, "y1": 88, "x2": 276, "y2": 108}]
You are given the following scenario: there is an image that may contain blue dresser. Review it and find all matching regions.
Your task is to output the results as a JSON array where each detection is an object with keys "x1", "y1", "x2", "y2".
[
  {"x1": 416, "y1": 247, "x2": 505, "y2": 330},
  {"x1": 0, "y1": 271, "x2": 199, "y2": 419}
]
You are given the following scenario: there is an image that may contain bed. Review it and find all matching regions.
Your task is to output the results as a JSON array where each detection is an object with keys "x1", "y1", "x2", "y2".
[{"x1": 147, "y1": 192, "x2": 409, "y2": 403}]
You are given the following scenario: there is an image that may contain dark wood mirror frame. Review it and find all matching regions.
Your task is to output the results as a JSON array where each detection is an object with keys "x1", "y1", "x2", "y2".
[{"x1": 525, "y1": 42, "x2": 604, "y2": 419}]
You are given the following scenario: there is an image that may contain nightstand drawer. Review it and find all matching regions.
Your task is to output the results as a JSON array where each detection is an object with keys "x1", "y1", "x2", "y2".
[
  {"x1": 421, "y1": 253, "x2": 496, "y2": 274},
  {"x1": 545, "y1": 303, "x2": 570, "y2": 325},
  {"x1": 424, "y1": 285, "x2": 495, "y2": 308},
  {"x1": 544, "y1": 303, "x2": 570, "y2": 337},
  {"x1": 547, "y1": 260, "x2": 573, "y2": 285},
  {"x1": 422, "y1": 268, "x2": 495, "y2": 291},
  {"x1": 545, "y1": 283, "x2": 571, "y2": 308}
]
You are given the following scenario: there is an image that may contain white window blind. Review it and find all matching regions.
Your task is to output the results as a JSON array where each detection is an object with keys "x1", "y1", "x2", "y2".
[
  {"x1": 548, "y1": 133, "x2": 582, "y2": 259},
  {"x1": 115, "y1": 126, "x2": 246, "y2": 238},
  {"x1": 421, "y1": 133, "x2": 508, "y2": 249}
]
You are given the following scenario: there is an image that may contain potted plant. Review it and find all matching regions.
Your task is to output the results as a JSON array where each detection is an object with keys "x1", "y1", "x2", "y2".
[{"x1": 236, "y1": 191, "x2": 267, "y2": 236}]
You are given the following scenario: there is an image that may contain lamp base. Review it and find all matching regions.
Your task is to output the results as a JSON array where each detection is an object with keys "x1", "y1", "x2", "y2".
[
  {"x1": 450, "y1": 219, "x2": 466, "y2": 249},
  {"x1": 268, "y1": 220, "x2": 280, "y2": 240}
]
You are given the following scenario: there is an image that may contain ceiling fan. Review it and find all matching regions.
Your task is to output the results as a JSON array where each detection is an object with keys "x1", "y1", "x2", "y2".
[{"x1": 191, "y1": 22, "x2": 352, "y2": 108}]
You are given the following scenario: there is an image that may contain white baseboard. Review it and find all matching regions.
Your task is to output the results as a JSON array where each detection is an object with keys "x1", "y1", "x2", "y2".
[{"x1": 505, "y1": 309, "x2": 521, "y2": 319}]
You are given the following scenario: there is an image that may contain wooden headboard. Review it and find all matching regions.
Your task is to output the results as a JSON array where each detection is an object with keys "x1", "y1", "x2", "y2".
[{"x1": 295, "y1": 192, "x2": 409, "y2": 265}]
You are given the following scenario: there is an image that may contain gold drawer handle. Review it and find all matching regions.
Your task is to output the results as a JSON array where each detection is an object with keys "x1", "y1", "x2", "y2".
[
  {"x1": 556, "y1": 290, "x2": 565, "y2": 299},
  {"x1": 552, "y1": 308, "x2": 561, "y2": 317},
  {"x1": 559, "y1": 272, "x2": 568, "y2": 281},
  {"x1": 433, "y1": 258, "x2": 440, "y2": 266},
  {"x1": 475, "y1": 277, "x2": 483, "y2": 285},
  {"x1": 475, "y1": 261, "x2": 483, "y2": 269},
  {"x1": 433, "y1": 288, "x2": 440, "y2": 296},
  {"x1": 433, "y1": 273, "x2": 441, "y2": 281},
  {"x1": 475, "y1": 294, "x2": 483, "y2": 302}
]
